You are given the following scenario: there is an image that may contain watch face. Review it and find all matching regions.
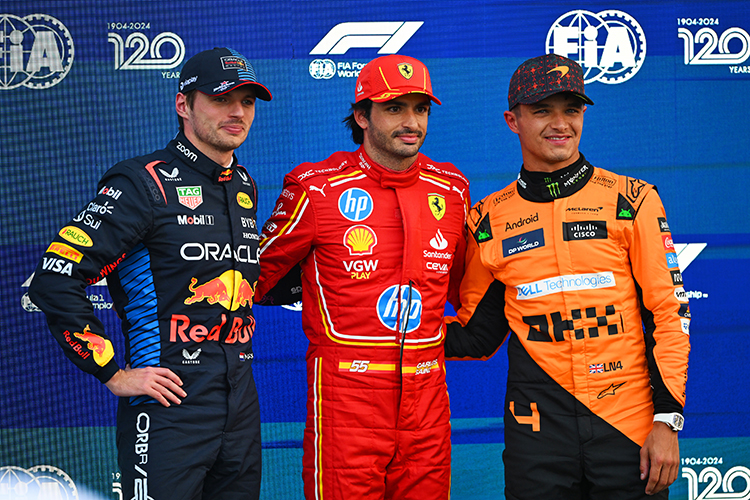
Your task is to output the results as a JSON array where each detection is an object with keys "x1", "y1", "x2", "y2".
[{"x1": 672, "y1": 414, "x2": 684, "y2": 430}]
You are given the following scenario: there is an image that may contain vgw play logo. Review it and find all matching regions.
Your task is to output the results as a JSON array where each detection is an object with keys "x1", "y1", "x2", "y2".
[
  {"x1": 546, "y1": 10, "x2": 646, "y2": 84},
  {"x1": 0, "y1": 13, "x2": 74, "y2": 89}
]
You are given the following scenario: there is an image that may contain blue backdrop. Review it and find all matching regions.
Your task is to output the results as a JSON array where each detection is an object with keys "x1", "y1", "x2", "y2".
[{"x1": 1, "y1": 1, "x2": 748, "y2": 499}]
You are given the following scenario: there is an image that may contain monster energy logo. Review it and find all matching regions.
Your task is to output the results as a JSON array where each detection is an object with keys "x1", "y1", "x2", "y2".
[{"x1": 546, "y1": 181, "x2": 561, "y2": 197}]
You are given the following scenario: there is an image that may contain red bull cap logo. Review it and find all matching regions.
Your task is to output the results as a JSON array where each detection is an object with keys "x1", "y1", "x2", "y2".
[{"x1": 184, "y1": 270, "x2": 256, "y2": 311}]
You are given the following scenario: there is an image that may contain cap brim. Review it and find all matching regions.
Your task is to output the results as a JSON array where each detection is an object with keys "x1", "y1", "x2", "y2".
[
  {"x1": 511, "y1": 90, "x2": 593, "y2": 109},
  {"x1": 366, "y1": 90, "x2": 441, "y2": 105},
  {"x1": 198, "y1": 81, "x2": 273, "y2": 101}
]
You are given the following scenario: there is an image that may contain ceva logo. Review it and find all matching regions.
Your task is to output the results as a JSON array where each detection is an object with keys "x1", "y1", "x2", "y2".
[{"x1": 310, "y1": 22, "x2": 423, "y2": 55}]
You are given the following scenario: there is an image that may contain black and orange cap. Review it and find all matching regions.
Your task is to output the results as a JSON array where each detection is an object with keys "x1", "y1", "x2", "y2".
[{"x1": 508, "y1": 53, "x2": 593, "y2": 110}]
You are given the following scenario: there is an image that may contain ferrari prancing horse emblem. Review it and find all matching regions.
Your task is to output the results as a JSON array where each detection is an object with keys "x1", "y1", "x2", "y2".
[
  {"x1": 429, "y1": 193, "x2": 446, "y2": 221},
  {"x1": 399, "y1": 63, "x2": 413, "y2": 79}
]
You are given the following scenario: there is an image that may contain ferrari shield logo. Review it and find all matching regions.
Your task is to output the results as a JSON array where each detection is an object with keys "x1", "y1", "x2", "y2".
[
  {"x1": 428, "y1": 193, "x2": 446, "y2": 221},
  {"x1": 399, "y1": 63, "x2": 414, "y2": 79}
]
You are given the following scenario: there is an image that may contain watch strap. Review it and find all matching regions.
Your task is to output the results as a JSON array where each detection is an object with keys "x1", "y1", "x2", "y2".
[{"x1": 654, "y1": 412, "x2": 684, "y2": 431}]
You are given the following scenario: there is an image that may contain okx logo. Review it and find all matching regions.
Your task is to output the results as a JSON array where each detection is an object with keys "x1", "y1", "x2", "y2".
[
  {"x1": 0, "y1": 14, "x2": 74, "y2": 89},
  {"x1": 546, "y1": 10, "x2": 646, "y2": 84}
]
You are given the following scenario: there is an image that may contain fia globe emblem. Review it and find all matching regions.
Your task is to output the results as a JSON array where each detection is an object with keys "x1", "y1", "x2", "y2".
[
  {"x1": 309, "y1": 58, "x2": 336, "y2": 79},
  {"x1": 0, "y1": 14, "x2": 74, "y2": 89},
  {"x1": 546, "y1": 10, "x2": 646, "y2": 84}
]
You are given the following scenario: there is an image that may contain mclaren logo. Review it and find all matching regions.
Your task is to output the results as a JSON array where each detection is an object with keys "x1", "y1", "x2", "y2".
[{"x1": 547, "y1": 65, "x2": 570, "y2": 77}]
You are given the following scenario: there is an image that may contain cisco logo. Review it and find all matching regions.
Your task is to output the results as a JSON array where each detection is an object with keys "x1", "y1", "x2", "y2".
[
  {"x1": 546, "y1": 10, "x2": 646, "y2": 84},
  {"x1": 0, "y1": 14, "x2": 75, "y2": 90}
]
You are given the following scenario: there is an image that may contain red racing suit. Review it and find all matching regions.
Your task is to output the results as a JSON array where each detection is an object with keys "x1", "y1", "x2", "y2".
[
  {"x1": 256, "y1": 147, "x2": 469, "y2": 500},
  {"x1": 445, "y1": 155, "x2": 690, "y2": 499}
]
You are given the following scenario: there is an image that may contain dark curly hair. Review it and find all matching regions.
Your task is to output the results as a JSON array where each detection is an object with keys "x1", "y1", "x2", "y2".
[{"x1": 342, "y1": 99, "x2": 373, "y2": 145}]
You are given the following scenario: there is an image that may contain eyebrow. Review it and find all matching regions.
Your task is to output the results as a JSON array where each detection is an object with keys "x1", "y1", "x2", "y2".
[
  {"x1": 529, "y1": 98, "x2": 583, "y2": 110},
  {"x1": 383, "y1": 98, "x2": 431, "y2": 107}
]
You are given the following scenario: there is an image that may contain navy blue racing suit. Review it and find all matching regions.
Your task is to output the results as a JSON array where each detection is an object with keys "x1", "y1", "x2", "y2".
[{"x1": 29, "y1": 132, "x2": 262, "y2": 499}]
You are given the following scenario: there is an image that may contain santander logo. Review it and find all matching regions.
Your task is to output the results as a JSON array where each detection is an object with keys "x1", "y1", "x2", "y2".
[{"x1": 430, "y1": 229, "x2": 448, "y2": 250}]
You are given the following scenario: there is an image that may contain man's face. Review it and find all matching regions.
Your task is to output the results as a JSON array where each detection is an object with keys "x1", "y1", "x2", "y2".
[
  {"x1": 504, "y1": 92, "x2": 585, "y2": 172},
  {"x1": 177, "y1": 86, "x2": 256, "y2": 162},
  {"x1": 356, "y1": 93, "x2": 431, "y2": 171}
]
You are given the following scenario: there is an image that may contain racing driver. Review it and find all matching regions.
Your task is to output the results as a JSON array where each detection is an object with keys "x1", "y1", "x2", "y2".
[
  {"x1": 30, "y1": 47, "x2": 272, "y2": 500},
  {"x1": 255, "y1": 55, "x2": 470, "y2": 499},
  {"x1": 445, "y1": 54, "x2": 691, "y2": 499}
]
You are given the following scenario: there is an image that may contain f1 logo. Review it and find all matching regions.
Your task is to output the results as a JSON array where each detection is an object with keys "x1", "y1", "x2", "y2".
[{"x1": 310, "y1": 22, "x2": 423, "y2": 55}]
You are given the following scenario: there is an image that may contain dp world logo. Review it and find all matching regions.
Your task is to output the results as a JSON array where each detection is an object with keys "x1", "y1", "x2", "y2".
[
  {"x1": 546, "y1": 10, "x2": 646, "y2": 84},
  {"x1": 0, "y1": 14, "x2": 74, "y2": 89}
]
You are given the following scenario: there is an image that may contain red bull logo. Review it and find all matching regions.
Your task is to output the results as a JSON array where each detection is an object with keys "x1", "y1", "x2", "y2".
[
  {"x1": 218, "y1": 168, "x2": 233, "y2": 182},
  {"x1": 170, "y1": 313, "x2": 255, "y2": 344},
  {"x1": 72, "y1": 324, "x2": 115, "y2": 367},
  {"x1": 184, "y1": 270, "x2": 256, "y2": 311}
]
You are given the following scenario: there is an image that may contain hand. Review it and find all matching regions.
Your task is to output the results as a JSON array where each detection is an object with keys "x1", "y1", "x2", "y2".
[
  {"x1": 105, "y1": 365, "x2": 186, "y2": 407},
  {"x1": 640, "y1": 422, "x2": 680, "y2": 495}
]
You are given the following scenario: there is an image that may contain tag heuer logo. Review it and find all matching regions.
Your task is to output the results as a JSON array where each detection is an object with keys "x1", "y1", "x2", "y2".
[{"x1": 177, "y1": 186, "x2": 203, "y2": 210}]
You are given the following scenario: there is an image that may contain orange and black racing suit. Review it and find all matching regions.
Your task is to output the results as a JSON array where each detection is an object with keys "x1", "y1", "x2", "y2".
[
  {"x1": 255, "y1": 147, "x2": 469, "y2": 500},
  {"x1": 445, "y1": 154, "x2": 690, "y2": 499}
]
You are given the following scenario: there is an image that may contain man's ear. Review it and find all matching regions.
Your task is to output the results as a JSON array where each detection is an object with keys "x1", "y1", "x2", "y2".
[
  {"x1": 353, "y1": 108, "x2": 369, "y2": 130},
  {"x1": 504, "y1": 109, "x2": 519, "y2": 134},
  {"x1": 176, "y1": 93, "x2": 190, "y2": 121}
]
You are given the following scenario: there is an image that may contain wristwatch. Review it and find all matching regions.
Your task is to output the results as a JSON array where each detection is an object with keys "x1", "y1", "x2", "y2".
[{"x1": 654, "y1": 413, "x2": 684, "y2": 431}]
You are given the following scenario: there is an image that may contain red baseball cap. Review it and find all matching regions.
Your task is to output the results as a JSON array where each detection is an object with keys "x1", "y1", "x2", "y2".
[
  {"x1": 508, "y1": 53, "x2": 593, "y2": 110},
  {"x1": 355, "y1": 55, "x2": 441, "y2": 105}
]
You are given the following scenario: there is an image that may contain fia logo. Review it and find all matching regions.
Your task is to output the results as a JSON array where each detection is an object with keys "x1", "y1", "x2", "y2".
[
  {"x1": 108, "y1": 31, "x2": 185, "y2": 70},
  {"x1": 0, "y1": 14, "x2": 75, "y2": 90},
  {"x1": 546, "y1": 10, "x2": 646, "y2": 84}
]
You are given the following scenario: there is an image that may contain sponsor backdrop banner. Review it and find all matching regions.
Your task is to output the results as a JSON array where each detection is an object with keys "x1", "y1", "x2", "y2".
[{"x1": 1, "y1": 1, "x2": 748, "y2": 498}]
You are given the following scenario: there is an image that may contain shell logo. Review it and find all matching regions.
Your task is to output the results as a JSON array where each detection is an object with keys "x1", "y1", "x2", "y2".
[{"x1": 343, "y1": 225, "x2": 377, "y2": 255}]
